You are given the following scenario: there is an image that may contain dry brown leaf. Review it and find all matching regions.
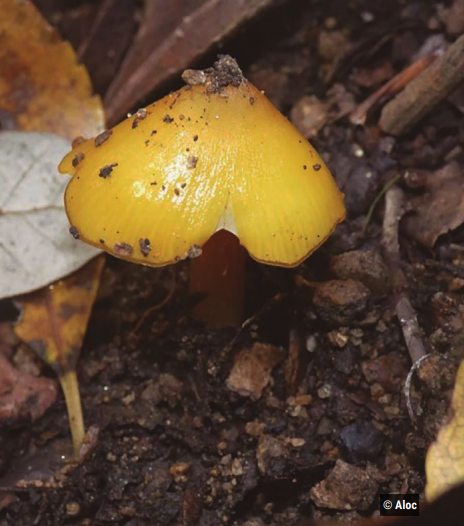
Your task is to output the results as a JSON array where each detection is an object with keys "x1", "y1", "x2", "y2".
[
  {"x1": 104, "y1": 0, "x2": 276, "y2": 125},
  {"x1": 14, "y1": 256, "x2": 105, "y2": 454},
  {"x1": 0, "y1": 0, "x2": 104, "y2": 140},
  {"x1": 402, "y1": 162, "x2": 464, "y2": 248},
  {"x1": 105, "y1": 0, "x2": 207, "y2": 106},
  {"x1": 77, "y1": 0, "x2": 139, "y2": 96},
  {"x1": 0, "y1": 353, "x2": 57, "y2": 423},
  {"x1": 426, "y1": 359, "x2": 464, "y2": 501}
]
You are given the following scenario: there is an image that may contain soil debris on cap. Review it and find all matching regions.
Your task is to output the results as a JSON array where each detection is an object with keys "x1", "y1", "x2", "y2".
[
  {"x1": 69, "y1": 226, "x2": 80, "y2": 239},
  {"x1": 181, "y1": 69, "x2": 207, "y2": 86},
  {"x1": 187, "y1": 156, "x2": 198, "y2": 169},
  {"x1": 163, "y1": 114, "x2": 174, "y2": 123},
  {"x1": 72, "y1": 152, "x2": 85, "y2": 167},
  {"x1": 94, "y1": 130, "x2": 112, "y2": 147},
  {"x1": 132, "y1": 108, "x2": 148, "y2": 129},
  {"x1": 72, "y1": 136, "x2": 85, "y2": 148},
  {"x1": 114, "y1": 242, "x2": 133, "y2": 256},
  {"x1": 98, "y1": 163, "x2": 118, "y2": 179},
  {"x1": 175, "y1": 244, "x2": 203, "y2": 261},
  {"x1": 139, "y1": 238, "x2": 151, "y2": 257},
  {"x1": 188, "y1": 244, "x2": 202, "y2": 259},
  {"x1": 181, "y1": 55, "x2": 244, "y2": 94}
]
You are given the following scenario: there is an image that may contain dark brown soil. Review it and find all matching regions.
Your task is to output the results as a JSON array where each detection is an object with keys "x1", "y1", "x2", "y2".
[{"x1": 2, "y1": 0, "x2": 464, "y2": 524}]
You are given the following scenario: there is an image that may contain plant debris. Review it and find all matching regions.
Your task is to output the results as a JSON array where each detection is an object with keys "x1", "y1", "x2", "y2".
[{"x1": 3, "y1": 0, "x2": 464, "y2": 524}]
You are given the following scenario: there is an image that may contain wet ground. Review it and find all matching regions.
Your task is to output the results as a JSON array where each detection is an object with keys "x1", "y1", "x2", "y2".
[{"x1": 1, "y1": 0, "x2": 464, "y2": 524}]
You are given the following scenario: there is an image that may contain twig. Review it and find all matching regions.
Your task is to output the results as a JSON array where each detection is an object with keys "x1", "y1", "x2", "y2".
[
  {"x1": 350, "y1": 50, "x2": 440, "y2": 126},
  {"x1": 382, "y1": 186, "x2": 429, "y2": 421},
  {"x1": 285, "y1": 328, "x2": 304, "y2": 397},
  {"x1": 77, "y1": 0, "x2": 114, "y2": 59},
  {"x1": 223, "y1": 292, "x2": 287, "y2": 354},
  {"x1": 425, "y1": 259, "x2": 464, "y2": 280},
  {"x1": 382, "y1": 185, "x2": 427, "y2": 364},
  {"x1": 404, "y1": 353, "x2": 431, "y2": 421},
  {"x1": 130, "y1": 270, "x2": 176, "y2": 335},
  {"x1": 380, "y1": 34, "x2": 464, "y2": 135}
]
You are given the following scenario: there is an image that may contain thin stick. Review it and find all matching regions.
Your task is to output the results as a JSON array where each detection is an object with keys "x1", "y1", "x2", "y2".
[
  {"x1": 285, "y1": 328, "x2": 304, "y2": 397},
  {"x1": 350, "y1": 51, "x2": 439, "y2": 126},
  {"x1": 130, "y1": 269, "x2": 176, "y2": 335},
  {"x1": 404, "y1": 353, "x2": 430, "y2": 421},
  {"x1": 382, "y1": 186, "x2": 428, "y2": 421},
  {"x1": 382, "y1": 185, "x2": 427, "y2": 364},
  {"x1": 380, "y1": 34, "x2": 464, "y2": 135},
  {"x1": 60, "y1": 370, "x2": 84, "y2": 458},
  {"x1": 223, "y1": 292, "x2": 287, "y2": 354}
]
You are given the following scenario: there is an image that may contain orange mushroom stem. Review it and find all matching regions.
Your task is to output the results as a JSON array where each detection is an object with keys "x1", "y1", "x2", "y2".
[
  {"x1": 190, "y1": 230, "x2": 247, "y2": 328},
  {"x1": 58, "y1": 55, "x2": 345, "y2": 328}
]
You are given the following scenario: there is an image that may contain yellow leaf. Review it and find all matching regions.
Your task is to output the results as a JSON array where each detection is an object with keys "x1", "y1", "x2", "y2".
[
  {"x1": 426, "y1": 359, "x2": 464, "y2": 501},
  {"x1": 0, "y1": 0, "x2": 104, "y2": 140},
  {"x1": 15, "y1": 257, "x2": 104, "y2": 370},
  {"x1": 15, "y1": 256, "x2": 105, "y2": 455}
]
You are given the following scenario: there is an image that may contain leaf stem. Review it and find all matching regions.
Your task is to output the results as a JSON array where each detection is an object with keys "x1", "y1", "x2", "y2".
[{"x1": 60, "y1": 370, "x2": 85, "y2": 458}]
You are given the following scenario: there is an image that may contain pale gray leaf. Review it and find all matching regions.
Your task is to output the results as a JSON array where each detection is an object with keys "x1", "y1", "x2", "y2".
[{"x1": 0, "y1": 132, "x2": 101, "y2": 299}]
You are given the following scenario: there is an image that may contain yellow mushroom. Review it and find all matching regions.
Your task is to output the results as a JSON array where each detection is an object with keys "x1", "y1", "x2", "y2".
[{"x1": 59, "y1": 55, "x2": 345, "y2": 328}]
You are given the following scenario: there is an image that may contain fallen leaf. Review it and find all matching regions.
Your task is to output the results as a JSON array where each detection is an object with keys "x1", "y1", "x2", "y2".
[
  {"x1": 15, "y1": 256, "x2": 105, "y2": 370},
  {"x1": 0, "y1": 0, "x2": 104, "y2": 140},
  {"x1": 76, "y1": 0, "x2": 139, "y2": 96},
  {"x1": 227, "y1": 343, "x2": 284, "y2": 400},
  {"x1": 426, "y1": 359, "x2": 464, "y2": 501},
  {"x1": 15, "y1": 256, "x2": 105, "y2": 455},
  {"x1": 0, "y1": 353, "x2": 57, "y2": 423},
  {"x1": 0, "y1": 0, "x2": 106, "y2": 458},
  {"x1": 402, "y1": 162, "x2": 464, "y2": 248},
  {"x1": 0, "y1": 132, "x2": 101, "y2": 299},
  {"x1": 104, "y1": 0, "x2": 277, "y2": 124}
]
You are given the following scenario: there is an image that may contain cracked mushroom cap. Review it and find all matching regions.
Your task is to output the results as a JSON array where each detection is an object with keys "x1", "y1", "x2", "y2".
[{"x1": 59, "y1": 56, "x2": 345, "y2": 267}]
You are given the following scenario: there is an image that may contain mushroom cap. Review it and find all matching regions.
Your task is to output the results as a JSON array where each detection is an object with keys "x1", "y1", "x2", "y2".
[{"x1": 59, "y1": 57, "x2": 345, "y2": 268}]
